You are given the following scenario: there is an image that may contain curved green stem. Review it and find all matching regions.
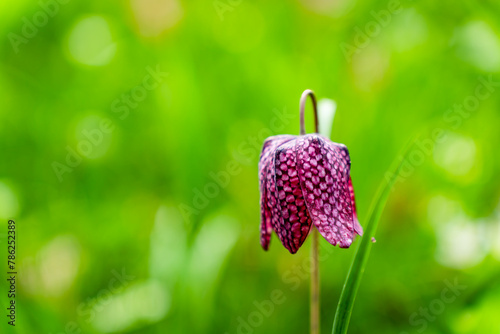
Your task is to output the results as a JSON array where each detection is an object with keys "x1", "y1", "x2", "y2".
[
  {"x1": 300, "y1": 89, "x2": 319, "y2": 135},
  {"x1": 300, "y1": 89, "x2": 321, "y2": 334}
]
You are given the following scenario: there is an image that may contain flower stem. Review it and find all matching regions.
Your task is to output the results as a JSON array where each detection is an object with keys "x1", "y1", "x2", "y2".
[
  {"x1": 300, "y1": 89, "x2": 321, "y2": 334},
  {"x1": 311, "y1": 227, "x2": 320, "y2": 334},
  {"x1": 300, "y1": 89, "x2": 318, "y2": 135}
]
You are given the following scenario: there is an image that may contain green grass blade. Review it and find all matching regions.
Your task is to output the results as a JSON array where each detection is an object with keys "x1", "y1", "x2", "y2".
[{"x1": 332, "y1": 138, "x2": 417, "y2": 334}]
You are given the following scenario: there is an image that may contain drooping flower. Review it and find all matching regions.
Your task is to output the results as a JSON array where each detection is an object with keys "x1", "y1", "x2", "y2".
[{"x1": 259, "y1": 92, "x2": 363, "y2": 254}]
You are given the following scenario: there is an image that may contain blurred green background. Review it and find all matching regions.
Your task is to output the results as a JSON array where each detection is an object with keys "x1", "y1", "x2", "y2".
[{"x1": 1, "y1": 0, "x2": 500, "y2": 333}]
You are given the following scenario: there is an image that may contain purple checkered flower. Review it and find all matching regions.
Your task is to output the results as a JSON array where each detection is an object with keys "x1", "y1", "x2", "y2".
[{"x1": 259, "y1": 91, "x2": 363, "y2": 254}]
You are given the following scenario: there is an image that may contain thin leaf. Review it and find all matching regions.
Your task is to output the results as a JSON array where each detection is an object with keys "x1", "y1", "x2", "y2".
[{"x1": 332, "y1": 137, "x2": 417, "y2": 334}]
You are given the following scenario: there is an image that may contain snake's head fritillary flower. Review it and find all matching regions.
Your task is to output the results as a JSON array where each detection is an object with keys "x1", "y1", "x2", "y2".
[{"x1": 259, "y1": 91, "x2": 363, "y2": 254}]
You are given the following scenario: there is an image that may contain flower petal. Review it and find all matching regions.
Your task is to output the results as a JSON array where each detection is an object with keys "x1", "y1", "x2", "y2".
[
  {"x1": 274, "y1": 140, "x2": 312, "y2": 254},
  {"x1": 348, "y1": 176, "x2": 363, "y2": 236},
  {"x1": 296, "y1": 134, "x2": 355, "y2": 248},
  {"x1": 258, "y1": 135, "x2": 294, "y2": 250}
]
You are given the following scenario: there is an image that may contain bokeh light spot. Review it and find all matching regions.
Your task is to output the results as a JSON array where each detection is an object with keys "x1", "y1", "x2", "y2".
[
  {"x1": 0, "y1": 181, "x2": 19, "y2": 218},
  {"x1": 390, "y1": 9, "x2": 428, "y2": 52},
  {"x1": 130, "y1": 0, "x2": 183, "y2": 37},
  {"x1": 433, "y1": 133, "x2": 476, "y2": 177},
  {"x1": 455, "y1": 21, "x2": 500, "y2": 72},
  {"x1": 92, "y1": 279, "x2": 170, "y2": 333},
  {"x1": 39, "y1": 235, "x2": 81, "y2": 296},
  {"x1": 352, "y1": 46, "x2": 389, "y2": 91},
  {"x1": 67, "y1": 15, "x2": 116, "y2": 66},
  {"x1": 300, "y1": 0, "x2": 356, "y2": 17}
]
